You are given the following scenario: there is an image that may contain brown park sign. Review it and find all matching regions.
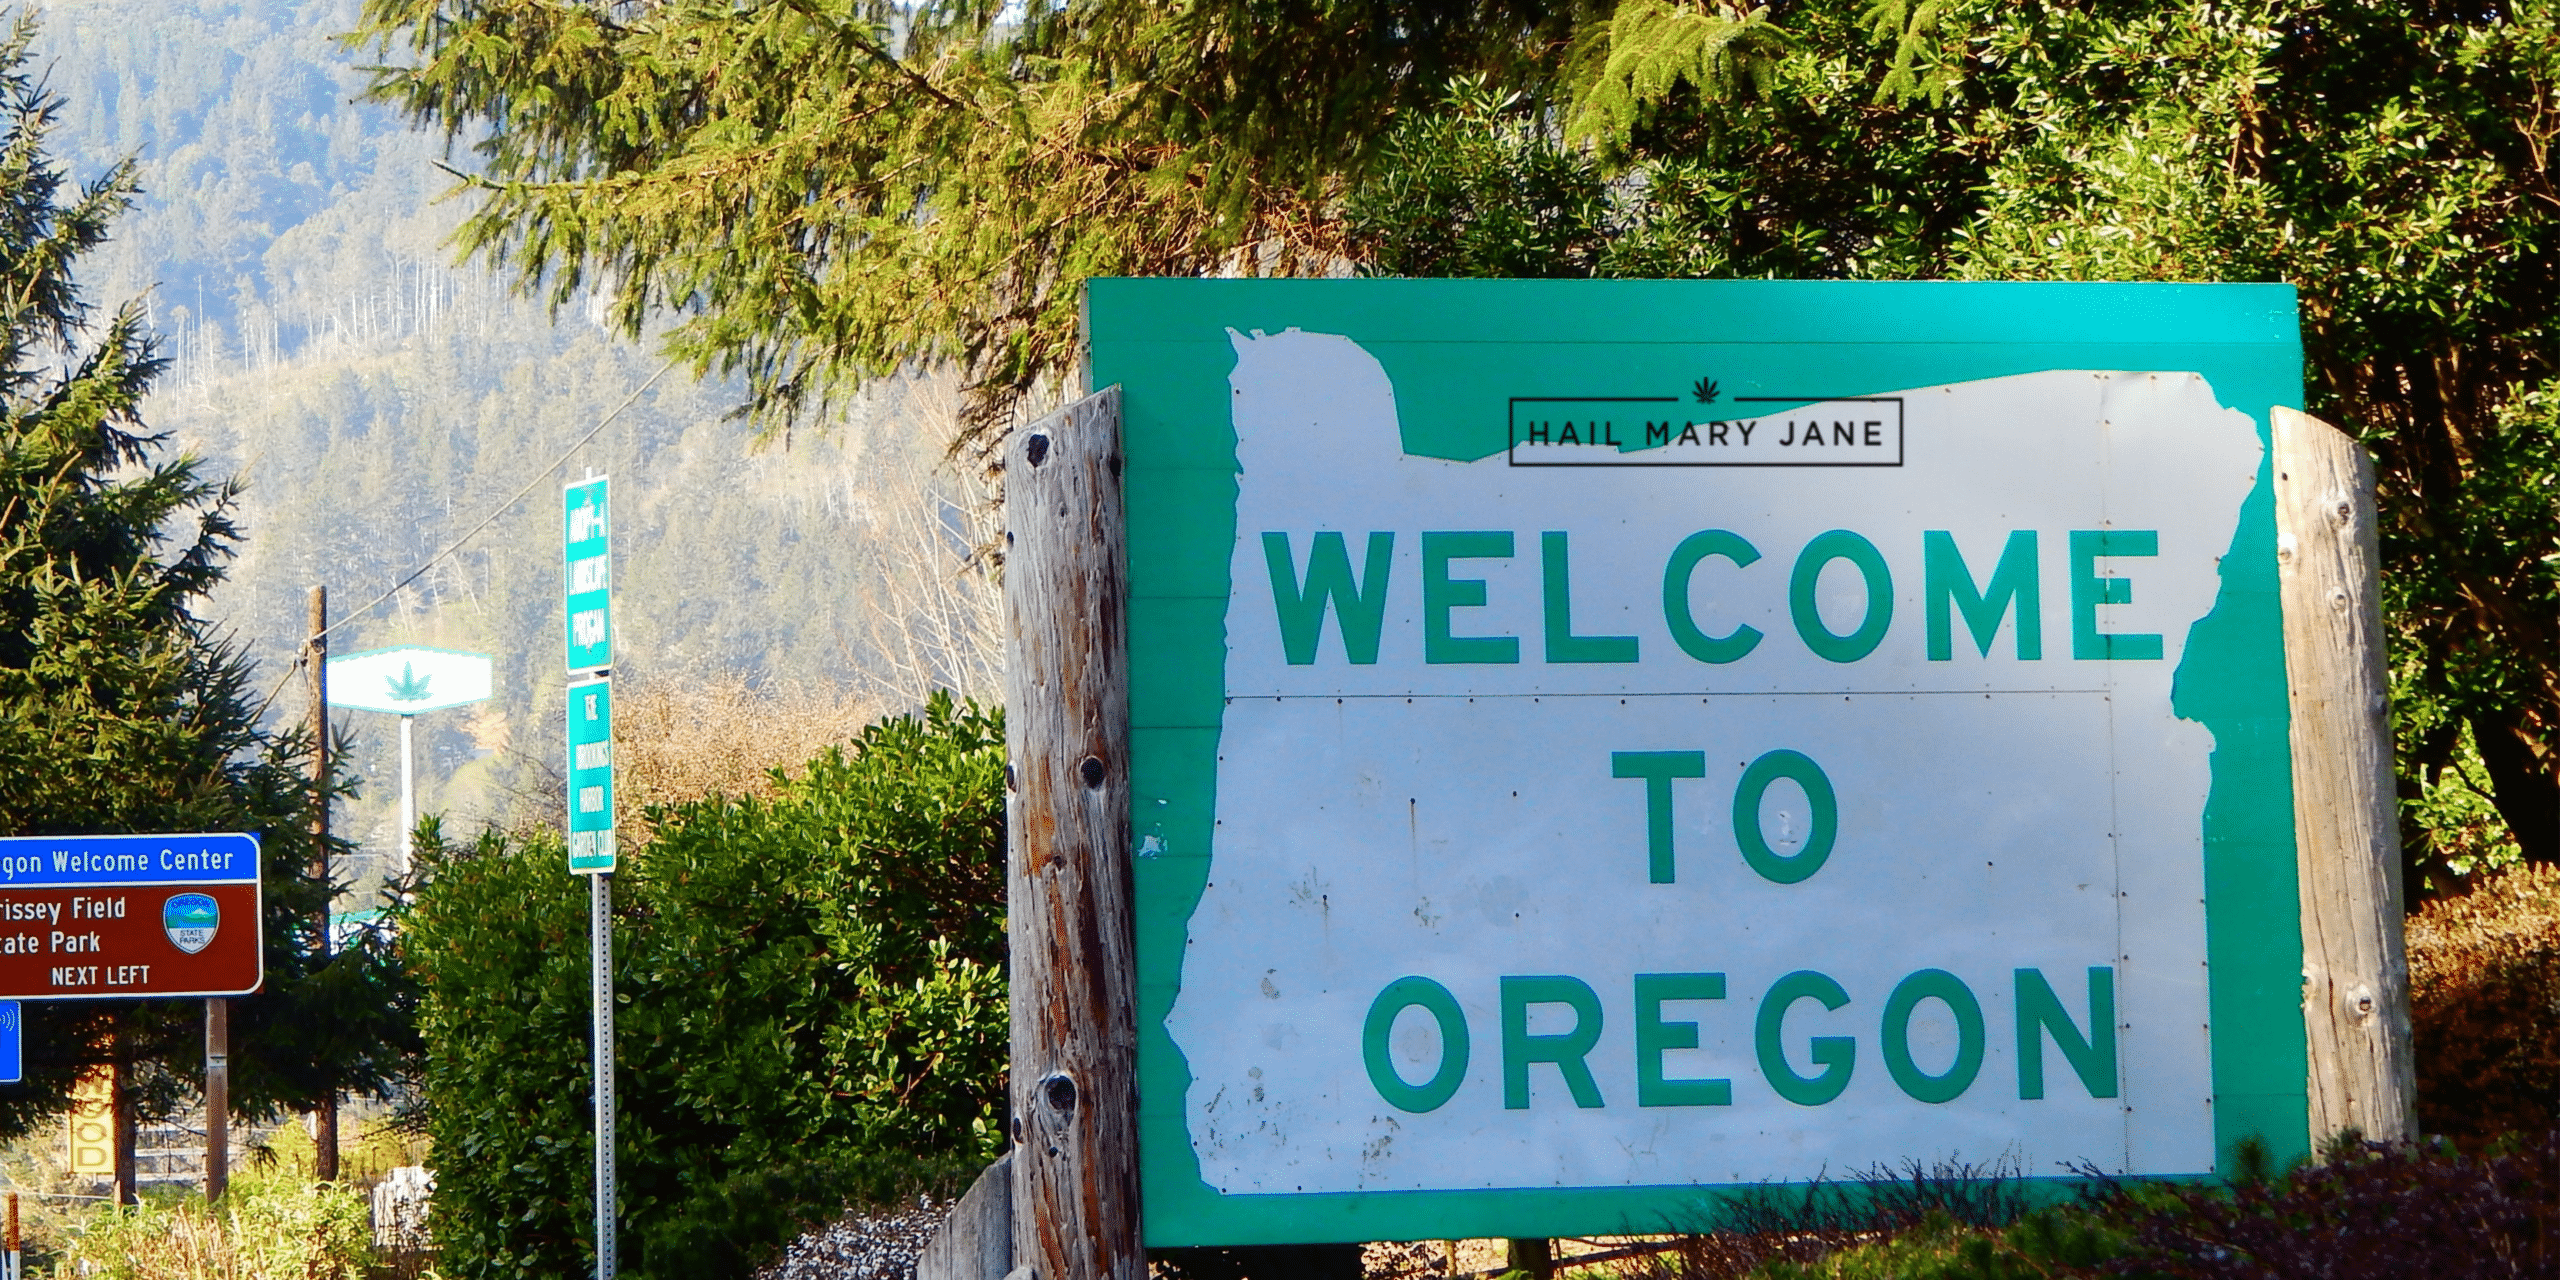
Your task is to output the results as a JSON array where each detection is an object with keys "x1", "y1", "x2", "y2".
[{"x1": 0, "y1": 834, "x2": 261, "y2": 999}]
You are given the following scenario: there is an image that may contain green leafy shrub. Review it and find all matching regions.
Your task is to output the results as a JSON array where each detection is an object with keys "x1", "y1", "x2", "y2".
[{"x1": 402, "y1": 692, "x2": 1007, "y2": 1280}]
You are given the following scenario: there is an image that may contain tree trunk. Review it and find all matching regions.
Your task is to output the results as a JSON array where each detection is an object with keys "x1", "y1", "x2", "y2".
[{"x1": 2470, "y1": 706, "x2": 2560, "y2": 866}]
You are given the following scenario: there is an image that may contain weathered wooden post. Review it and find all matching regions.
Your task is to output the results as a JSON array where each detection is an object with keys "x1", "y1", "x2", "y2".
[
  {"x1": 2273, "y1": 406, "x2": 2417, "y2": 1144},
  {"x1": 307, "y1": 584, "x2": 339, "y2": 1181},
  {"x1": 204, "y1": 998, "x2": 228, "y2": 1202},
  {"x1": 1004, "y1": 387, "x2": 1144, "y2": 1280}
]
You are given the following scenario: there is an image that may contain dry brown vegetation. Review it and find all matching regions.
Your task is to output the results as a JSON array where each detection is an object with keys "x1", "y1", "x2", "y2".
[
  {"x1": 2408, "y1": 861, "x2": 2560, "y2": 1142},
  {"x1": 611, "y1": 672, "x2": 887, "y2": 832}
]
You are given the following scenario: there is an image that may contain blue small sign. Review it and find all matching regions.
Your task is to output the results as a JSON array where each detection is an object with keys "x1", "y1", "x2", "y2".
[
  {"x1": 0, "y1": 833, "x2": 259, "y2": 888},
  {"x1": 0, "y1": 1000, "x2": 22, "y2": 1083}
]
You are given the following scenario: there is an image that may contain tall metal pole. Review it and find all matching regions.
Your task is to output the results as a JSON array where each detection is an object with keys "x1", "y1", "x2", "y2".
[
  {"x1": 203, "y1": 999, "x2": 228, "y2": 1203},
  {"x1": 591, "y1": 870, "x2": 617, "y2": 1280},
  {"x1": 398, "y1": 714, "x2": 416, "y2": 876}
]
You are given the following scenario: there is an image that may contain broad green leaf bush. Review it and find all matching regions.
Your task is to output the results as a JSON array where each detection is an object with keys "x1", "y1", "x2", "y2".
[
  {"x1": 402, "y1": 691, "x2": 1005, "y2": 1280},
  {"x1": 63, "y1": 1175, "x2": 373, "y2": 1280}
]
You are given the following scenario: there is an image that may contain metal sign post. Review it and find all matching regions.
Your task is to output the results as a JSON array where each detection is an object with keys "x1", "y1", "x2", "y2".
[
  {"x1": 589, "y1": 869, "x2": 616, "y2": 1279},
  {"x1": 564, "y1": 472, "x2": 616, "y2": 1280},
  {"x1": 399, "y1": 715, "x2": 415, "y2": 872},
  {"x1": 204, "y1": 998, "x2": 227, "y2": 1202}
]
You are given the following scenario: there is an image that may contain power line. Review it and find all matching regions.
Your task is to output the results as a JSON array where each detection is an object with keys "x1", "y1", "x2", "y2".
[{"x1": 251, "y1": 359, "x2": 676, "y2": 722}]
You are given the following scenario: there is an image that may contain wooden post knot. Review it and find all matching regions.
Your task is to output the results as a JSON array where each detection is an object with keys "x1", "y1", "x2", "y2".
[
  {"x1": 2276, "y1": 532, "x2": 2297, "y2": 566},
  {"x1": 1025, "y1": 434, "x2": 1051, "y2": 467},
  {"x1": 1079, "y1": 756, "x2": 1106, "y2": 788},
  {"x1": 2349, "y1": 984, "x2": 2376, "y2": 1021},
  {"x1": 1041, "y1": 1071, "x2": 1078, "y2": 1114}
]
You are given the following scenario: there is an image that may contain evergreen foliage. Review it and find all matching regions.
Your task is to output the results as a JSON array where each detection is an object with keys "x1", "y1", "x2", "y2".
[
  {"x1": 1564, "y1": 0, "x2": 1786, "y2": 146},
  {"x1": 342, "y1": 0, "x2": 1603, "y2": 443},
  {"x1": 400, "y1": 693, "x2": 1006, "y2": 1279},
  {"x1": 0, "y1": 8, "x2": 412, "y2": 1139},
  {"x1": 1352, "y1": 0, "x2": 2560, "y2": 886}
]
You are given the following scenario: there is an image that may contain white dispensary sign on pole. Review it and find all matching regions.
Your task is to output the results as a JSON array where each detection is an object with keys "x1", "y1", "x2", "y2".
[
  {"x1": 1094, "y1": 280, "x2": 2311, "y2": 1246},
  {"x1": 325, "y1": 646, "x2": 494, "y2": 874},
  {"x1": 323, "y1": 647, "x2": 495, "y2": 715}
]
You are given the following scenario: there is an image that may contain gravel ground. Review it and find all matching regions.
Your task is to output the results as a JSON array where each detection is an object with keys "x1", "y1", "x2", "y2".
[{"x1": 758, "y1": 1195, "x2": 948, "y2": 1280}]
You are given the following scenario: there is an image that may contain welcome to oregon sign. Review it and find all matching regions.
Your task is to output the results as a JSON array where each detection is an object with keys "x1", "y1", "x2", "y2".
[{"x1": 1092, "y1": 280, "x2": 2309, "y2": 1245}]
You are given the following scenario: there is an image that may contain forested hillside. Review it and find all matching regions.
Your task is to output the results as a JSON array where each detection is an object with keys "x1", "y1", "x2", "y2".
[{"x1": 36, "y1": 0, "x2": 993, "y2": 895}]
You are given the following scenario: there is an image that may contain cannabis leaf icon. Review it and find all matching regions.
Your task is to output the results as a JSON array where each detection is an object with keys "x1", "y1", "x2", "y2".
[
  {"x1": 385, "y1": 662, "x2": 433, "y2": 703},
  {"x1": 1692, "y1": 376, "x2": 1721, "y2": 405}
]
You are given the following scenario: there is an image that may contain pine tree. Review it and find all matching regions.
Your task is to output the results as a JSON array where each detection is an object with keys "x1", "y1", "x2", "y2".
[
  {"x1": 345, "y1": 0, "x2": 1600, "y2": 447},
  {"x1": 0, "y1": 11, "x2": 414, "y2": 1164}
]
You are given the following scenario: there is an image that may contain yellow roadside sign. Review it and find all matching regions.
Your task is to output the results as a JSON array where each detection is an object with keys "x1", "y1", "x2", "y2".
[{"x1": 67, "y1": 1066, "x2": 112, "y2": 1180}]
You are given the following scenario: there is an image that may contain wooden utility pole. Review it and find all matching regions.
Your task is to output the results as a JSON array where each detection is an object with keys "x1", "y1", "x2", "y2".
[
  {"x1": 111, "y1": 1054, "x2": 135, "y2": 1206},
  {"x1": 1506, "y1": 1239, "x2": 1555, "y2": 1279},
  {"x1": 307, "y1": 585, "x2": 339, "y2": 1181},
  {"x1": 2273, "y1": 407, "x2": 2417, "y2": 1145},
  {"x1": 204, "y1": 998, "x2": 229, "y2": 1202},
  {"x1": 1004, "y1": 387, "x2": 1143, "y2": 1280}
]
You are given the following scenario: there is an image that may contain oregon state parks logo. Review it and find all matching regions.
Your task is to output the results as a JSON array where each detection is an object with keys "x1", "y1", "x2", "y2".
[{"x1": 163, "y1": 893, "x2": 219, "y2": 954}]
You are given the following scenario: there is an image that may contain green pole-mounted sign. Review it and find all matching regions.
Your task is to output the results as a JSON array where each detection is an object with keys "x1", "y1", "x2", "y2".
[
  {"x1": 564, "y1": 474, "x2": 615, "y2": 875},
  {"x1": 1094, "y1": 279, "x2": 2310, "y2": 1246},
  {"x1": 565, "y1": 476, "x2": 612, "y2": 676},
  {"x1": 566, "y1": 678, "x2": 614, "y2": 874}
]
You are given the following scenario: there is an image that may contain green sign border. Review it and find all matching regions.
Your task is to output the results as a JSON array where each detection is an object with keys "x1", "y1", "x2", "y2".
[{"x1": 1092, "y1": 278, "x2": 2308, "y2": 1246}]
